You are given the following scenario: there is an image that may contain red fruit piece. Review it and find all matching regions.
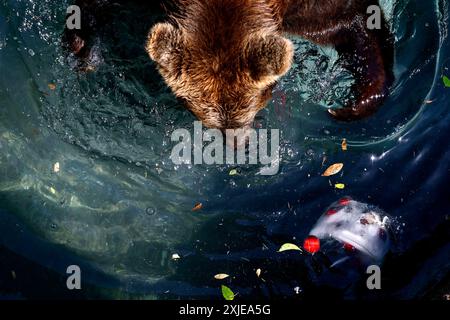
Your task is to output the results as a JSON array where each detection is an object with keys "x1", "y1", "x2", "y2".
[
  {"x1": 326, "y1": 209, "x2": 338, "y2": 216},
  {"x1": 303, "y1": 236, "x2": 320, "y2": 254},
  {"x1": 343, "y1": 243, "x2": 355, "y2": 252}
]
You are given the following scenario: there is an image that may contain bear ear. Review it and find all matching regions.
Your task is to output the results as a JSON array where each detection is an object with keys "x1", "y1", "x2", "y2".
[
  {"x1": 146, "y1": 23, "x2": 182, "y2": 67},
  {"x1": 246, "y1": 35, "x2": 294, "y2": 83}
]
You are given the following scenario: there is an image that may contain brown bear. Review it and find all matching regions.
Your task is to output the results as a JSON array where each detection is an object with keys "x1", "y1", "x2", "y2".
[{"x1": 65, "y1": 0, "x2": 394, "y2": 129}]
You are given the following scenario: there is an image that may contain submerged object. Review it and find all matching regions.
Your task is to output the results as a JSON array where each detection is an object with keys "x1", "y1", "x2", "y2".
[{"x1": 304, "y1": 197, "x2": 390, "y2": 263}]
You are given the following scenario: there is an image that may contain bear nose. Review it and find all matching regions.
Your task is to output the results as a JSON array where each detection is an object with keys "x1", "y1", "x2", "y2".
[
  {"x1": 220, "y1": 116, "x2": 253, "y2": 131},
  {"x1": 223, "y1": 124, "x2": 253, "y2": 150}
]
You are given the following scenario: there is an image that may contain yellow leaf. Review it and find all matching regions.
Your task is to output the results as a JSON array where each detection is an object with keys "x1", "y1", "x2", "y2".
[
  {"x1": 229, "y1": 169, "x2": 238, "y2": 176},
  {"x1": 335, "y1": 183, "x2": 345, "y2": 189},
  {"x1": 322, "y1": 163, "x2": 344, "y2": 177},
  {"x1": 278, "y1": 243, "x2": 302, "y2": 252},
  {"x1": 214, "y1": 273, "x2": 230, "y2": 280}
]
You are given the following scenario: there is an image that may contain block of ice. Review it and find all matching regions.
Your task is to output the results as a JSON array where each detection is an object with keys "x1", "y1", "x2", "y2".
[{"x1": 309, "y1": 197, "x2": 390, "y2": 262}]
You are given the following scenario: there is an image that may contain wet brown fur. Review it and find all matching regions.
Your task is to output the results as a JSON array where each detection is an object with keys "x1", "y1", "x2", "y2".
[{"x1": 65, "y1": 0, "x2": 394, "y2": 128}]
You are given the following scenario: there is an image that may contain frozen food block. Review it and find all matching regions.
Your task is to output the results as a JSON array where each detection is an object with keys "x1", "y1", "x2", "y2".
[{"x1": 308, "y1": 197, "x2": 390, "y2": 262}]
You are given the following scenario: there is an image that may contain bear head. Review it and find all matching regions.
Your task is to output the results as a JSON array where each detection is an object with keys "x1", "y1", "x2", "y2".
[{"x1": 145, "y1": 0, "x2": 293, "y2": 130}]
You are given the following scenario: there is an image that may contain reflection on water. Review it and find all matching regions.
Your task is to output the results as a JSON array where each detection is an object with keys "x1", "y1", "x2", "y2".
[{"x1": 0, "y1": 0, "x2": 449, "y2": 299}]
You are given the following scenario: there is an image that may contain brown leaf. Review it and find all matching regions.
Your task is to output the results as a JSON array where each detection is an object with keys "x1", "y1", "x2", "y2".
[
  {"x1": 341, "y1": 139, "x2": 348, "y2": 151},
  {"x1": 322, "y1": 163, "x2": 344, "y2": 177},
  {"x1": 48, "y1": 83, "x2": 56, "y2": 90},
  {"x1": 192, "y1": 203, "x2": 203, "y2": 211}
]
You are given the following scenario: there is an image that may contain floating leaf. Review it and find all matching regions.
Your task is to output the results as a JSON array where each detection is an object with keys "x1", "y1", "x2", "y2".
[
  {"x1": 214, "y1": 273, "x2": 230, "y2": 280},
  {"x1": 322, "y1": 163, "x2": 344, "y2": 177},
  {"x1": 256, "y1": 268, "x2": 262, "y2": 278},
  {"x1": 278, "y1": 243, "x2": 302, "y2": 252},
  {"x1": 53, "y1": 162, "x2": 60, "y2": 173},
  {"x1": 335, "y1": 183, "x2": 345, "y2": 189},
  {"x1": 221, "y1": 285, "x2": 235, "y2": 301},
  {"x1": 229, "y1": 169, "x2": 238, "y2": 176},
  {"x1": 192, "y1": 203, "x2": 203, "y2": 211},
  {"x1": 443, "y1": 75, "x2": 450, "y2": 87},
  {"x1": 341, "y1": 139, "x2": 348, "y2": 151},
  {"x1": 171, "y1": 253, "x2": 181, "y2": 260},
  {"x1": 48, "y1": 83, "x2": 56, "y2": 90}
]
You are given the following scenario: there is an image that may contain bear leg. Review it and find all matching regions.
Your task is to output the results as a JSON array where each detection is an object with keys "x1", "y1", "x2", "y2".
[
  {"x1": 62, "y1": 0, "x2": 114, "y2": 68},
  {"x1": 328, "y1": 16, "x2": 395, "y2": 121}
]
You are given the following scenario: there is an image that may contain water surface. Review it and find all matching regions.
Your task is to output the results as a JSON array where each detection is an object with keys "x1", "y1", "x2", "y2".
[{"x1": 0, "y1": 0, "x2": 449, "y2": 299}]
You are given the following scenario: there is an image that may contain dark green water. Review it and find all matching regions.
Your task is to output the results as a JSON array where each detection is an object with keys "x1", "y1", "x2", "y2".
[{"x1": 0, "y1": 0, "x2": 449, "y2": 299}]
